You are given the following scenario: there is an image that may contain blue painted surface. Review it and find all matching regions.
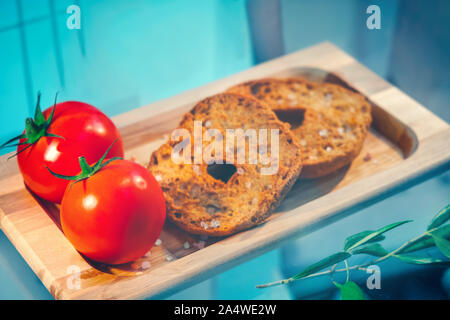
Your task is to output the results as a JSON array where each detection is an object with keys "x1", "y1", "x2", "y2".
[
  {"x1": 0, "y1": 0, "x2": 252, "y2": 138},
  {"x1": 0, "y1": 0, "x2": 448, "y2": 299}
]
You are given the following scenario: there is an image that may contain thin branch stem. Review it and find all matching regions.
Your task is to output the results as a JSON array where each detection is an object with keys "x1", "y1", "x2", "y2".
[
  {"x1": 344, "y1": 260, "x2": 349, "y2": 283},
  {"x1": 256, "y1": 227, "x2": 438, "y2": 289}
]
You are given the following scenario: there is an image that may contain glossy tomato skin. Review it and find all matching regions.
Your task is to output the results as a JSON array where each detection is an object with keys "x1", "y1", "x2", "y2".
[
  {"x1": 17, "y1": 101, "x2": 124, "y2": 203},
  {"x1": 60, "y1": 160, "x2": 166, "y2": 265}
]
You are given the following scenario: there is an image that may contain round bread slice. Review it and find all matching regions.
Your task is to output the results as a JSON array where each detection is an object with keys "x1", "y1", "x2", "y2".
[
  {"x1": 148, "y1": 93, "x2": 302, "y2": 236},
  {"x1": 227, "y1": 78, "x2": 372, "y2": 178}
]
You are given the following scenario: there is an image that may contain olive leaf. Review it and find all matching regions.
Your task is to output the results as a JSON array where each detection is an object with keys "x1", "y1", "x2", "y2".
[
  {"x1": 393, "y1": 254, "x2": 450, "y2": 265},
  {"x1": 343, "y1": 231, "x2": 385, "y2": 251},
  {"x1": 428, "y1": 205, "x2": 450, "y2": 230},
  {"x1": 335, "y1": 281, "x2": 365, "y2": 300},
  {"x1": 350, "y1": 243, "x2": 389, "y2": 257},
  {"x1": 431, "y1": 234, "x2": 450, "y2": 258},
  {"x1": 399, "y1": 224, "x2": 450, "y2": 254},
  {"x1": 292, "y1": 252, "x2": 351, "y2": 280},
  {"x1": 345, "y1": 220, "x2": 412, "y2": 252}
]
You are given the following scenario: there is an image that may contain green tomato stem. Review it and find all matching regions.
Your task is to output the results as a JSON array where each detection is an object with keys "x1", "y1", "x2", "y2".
[
  {"x1": 0, "y1": 92, "x2": 64, "y2": 158},
  {"x1": 46, "y1": 140, "x2": 122, "y2": 184}
]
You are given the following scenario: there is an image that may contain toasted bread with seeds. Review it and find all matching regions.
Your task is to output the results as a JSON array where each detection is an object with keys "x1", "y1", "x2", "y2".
[
  {"x1": 228, "y1": 78, "x2": 372, "y2": 178},
  {"x1": 148, "y1": 93, "x2": 302, "y2": 236}
]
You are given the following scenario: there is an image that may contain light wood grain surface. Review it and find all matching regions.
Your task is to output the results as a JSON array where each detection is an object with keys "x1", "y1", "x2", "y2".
[{"x1": 0, "y1": 42, "x2": 448, "y2": 300}]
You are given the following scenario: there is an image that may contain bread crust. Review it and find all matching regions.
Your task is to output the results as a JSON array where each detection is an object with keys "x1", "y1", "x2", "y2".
[
  {"x1": 228, "y1": 78, "x2": 372, "y2": 178},
  {"x1": 148, "y1": 93, "x2": 303, "y2": 236}
]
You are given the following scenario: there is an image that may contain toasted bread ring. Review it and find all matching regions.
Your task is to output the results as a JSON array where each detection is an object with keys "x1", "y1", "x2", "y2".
[
  {"x1": 149, "y1": 93, "x2": 303, "y2": 236},
  {"x1": 228, "y1": 78, "x2": 372, "y2": 178}
]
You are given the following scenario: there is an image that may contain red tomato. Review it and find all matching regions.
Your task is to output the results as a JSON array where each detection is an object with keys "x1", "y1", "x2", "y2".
[
  {"x1": 17, "y1": 101, "x2": 124, "y2": 203},
  {"x1": 60, "y1": 159, "x2": 166, "y2": 265}
]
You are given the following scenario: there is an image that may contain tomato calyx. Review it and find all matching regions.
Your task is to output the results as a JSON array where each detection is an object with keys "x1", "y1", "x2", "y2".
[
  {"x1": 47, "y1": 140, "x2": 122, "y2": 185},
  {"x1": 0, "y1": 92, "x2": 65, "y2": 159}
]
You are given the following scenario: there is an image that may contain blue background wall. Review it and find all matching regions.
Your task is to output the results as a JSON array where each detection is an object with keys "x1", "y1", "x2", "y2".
[
  {"x1": 0, "y1": 0, "x2": 448, "y2": 299},
  {"x1": 0, "y1": 0, "x2": 253, "y2": 142}
]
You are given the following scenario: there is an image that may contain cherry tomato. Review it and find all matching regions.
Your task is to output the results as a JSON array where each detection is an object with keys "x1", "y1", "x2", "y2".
[
  {"x1": 60, "y1": 159, "x2": 166, "y2": 265},
  {"x1": 16, "y1": 100, "x2": 124, "y2": 203}
]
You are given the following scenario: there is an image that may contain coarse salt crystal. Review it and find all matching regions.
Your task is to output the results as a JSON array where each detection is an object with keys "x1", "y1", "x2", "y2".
[
  {"x1": 300, "y1": 140, "x2": 307, "y2": 146},
  {"x1": 319, "y1": 129, "x2": 328, "y2": 137},
  {"x1": 251, "y1": 197, "x2": 258, "y2": 205},
  {"x1": 192, "y1": 165, "x2": 201, "y2": 175},
  {"x1": 184, "y1": 241, "x2": 190, "y2": 249},
  {"x1": 155, "y1": 239, "x2": 162, "y2": 246},
  {"x1": 245, "y1": 181, "x2": 252, "y2": 189},
  {"x1": 337, "y1": 127, "x2": 344, "y2": 135},
  {"x1": 324, "y1": 93, "x2": 333, "y2": 106},
  {"x1": 326, "y1": 146, "x2": 333, "y2": 152},
  {"x1": 141, "y1": 261, "x2": 151, "y2": 269},
  {"x1": 205, "y1": 120, "x2": 212, "y2": 128},
  {"x1": 200, "y1": 221, "x2": 209, "y2": 230},
  {"x1": 166, "y1": 255, "x2": 174, "y2": 262},
  {"x1": 287, "y1": 93, "x2": 296, "y2": 100},
  {"x1": 210, "y1": 219, "x2": 220, "y2": 228},
  {"x1": 155, "y1": 174, "x2": 162, "y2": 182},
  {"x1": 193, "y1": 241, "x2": 205, "y2": 249},
  {"x1": 237, "y1": 168, "x2": 244, "y2": 175},
  {"x1": 172, "y1": 153, "x2": 181, "y2": 161}
]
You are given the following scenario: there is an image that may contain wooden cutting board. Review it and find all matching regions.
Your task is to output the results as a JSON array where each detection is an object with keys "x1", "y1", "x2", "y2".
[{"x1": 0, "y1": 42, "x2": 449, "y2": 300}]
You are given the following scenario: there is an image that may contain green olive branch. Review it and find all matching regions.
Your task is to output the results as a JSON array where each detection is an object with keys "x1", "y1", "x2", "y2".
[{"x1": 256, "y1": 205, "x2": 450, "y2": 298}]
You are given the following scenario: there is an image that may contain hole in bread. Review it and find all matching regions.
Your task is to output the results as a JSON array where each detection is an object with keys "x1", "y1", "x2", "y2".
[
  {"x1": 274, "y1": 108, "x2": 305, "y2": 130},
  {"x1": 207, "y1": 163, "x2": 237, "y2": 183},
  {"x1": 151, "y1": 154, "x2": 158, "y2": 165},
  {"x1": 250, "y1": 83, "x2": 265, "y2": 95},
  {"x1": 174, "y1": 212, "x2": 182, "y2": 219}
]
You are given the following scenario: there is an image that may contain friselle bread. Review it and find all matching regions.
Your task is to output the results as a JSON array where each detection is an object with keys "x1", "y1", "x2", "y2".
[
  {"x1": 227, "y1": 78, "x2": 372, "y2": 178},
  {"x1": 148, "y1": 93, "x2": 303, "y2": 236}
]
